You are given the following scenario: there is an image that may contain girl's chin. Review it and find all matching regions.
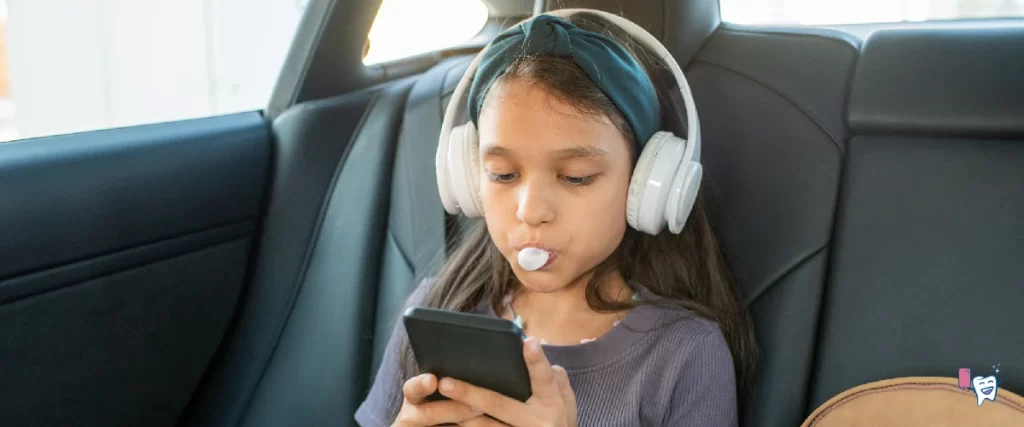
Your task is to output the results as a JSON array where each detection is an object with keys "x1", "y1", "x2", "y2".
[{"x1": 512, "y1": 269, "x2": 576, "y2": 293}]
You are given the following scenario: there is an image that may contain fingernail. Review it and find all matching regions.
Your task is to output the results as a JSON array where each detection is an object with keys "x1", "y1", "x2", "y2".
[
  {"x1": 420, "y1": 375, "x2": 431, "y2": 388},
  {"x1": 439, "y1": 378, "x2": 454, "y2": 392},
  {"x1": 471, "y1": 407, "x2": 483, "y2": 413}
]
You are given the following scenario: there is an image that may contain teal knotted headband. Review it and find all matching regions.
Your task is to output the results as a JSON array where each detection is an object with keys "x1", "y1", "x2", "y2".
[{"x1": 468, "y1": 14, "x2": 660, "y2": 149}]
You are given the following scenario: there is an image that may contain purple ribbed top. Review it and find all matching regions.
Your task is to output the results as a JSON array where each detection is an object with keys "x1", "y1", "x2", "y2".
[{"x1": 355, "y1": 280, "x2": 738, "y2": 426}]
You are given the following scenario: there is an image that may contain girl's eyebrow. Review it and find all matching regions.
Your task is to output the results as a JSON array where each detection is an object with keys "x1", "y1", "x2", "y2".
[
  {"x1": 483, "y1": 145, "x2": 609, "y2": 159},
  {"x1": 555, "y1": 145, "x2": 609, "y2": 159}
]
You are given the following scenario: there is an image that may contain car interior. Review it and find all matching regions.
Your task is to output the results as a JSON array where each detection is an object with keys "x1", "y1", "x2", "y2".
[{"x1": 0, "y1": 0, "x2": 1021, "y2": 426}]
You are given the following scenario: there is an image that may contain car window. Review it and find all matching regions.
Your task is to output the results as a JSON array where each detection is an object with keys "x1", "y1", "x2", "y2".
[
  {"x1": 364, "y1": 0, "x2": 489, "y2": 65},
  {"x1": 721, "y1": 0, "x2": 1024, "y2": 25},
  {"x1": 0, "y1": 0, "x2": 307, "y2": 143}
]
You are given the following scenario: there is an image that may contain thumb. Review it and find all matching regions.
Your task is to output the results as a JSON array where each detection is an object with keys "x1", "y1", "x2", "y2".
[
  {"x1": 402, "y1": 373, "x2": 437, "y2": 405},
  {"x1": 552, "y1": 365, "x2": 577, "y2": 426}
]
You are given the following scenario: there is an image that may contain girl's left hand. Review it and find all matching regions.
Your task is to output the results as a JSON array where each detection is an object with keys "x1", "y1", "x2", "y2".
[{"x1": 437, "y1": 336, "x2": 578, "y2": 427}]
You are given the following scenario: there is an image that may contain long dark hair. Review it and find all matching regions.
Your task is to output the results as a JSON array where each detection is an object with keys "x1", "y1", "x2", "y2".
[{"x1": 398, "y1": 12, "x2": 758, "y2": 399}]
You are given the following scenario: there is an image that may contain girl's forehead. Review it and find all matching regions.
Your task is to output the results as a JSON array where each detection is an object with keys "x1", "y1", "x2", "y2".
[{"x1": 477, "y1": 82, "x2": 630, "y2": 156}]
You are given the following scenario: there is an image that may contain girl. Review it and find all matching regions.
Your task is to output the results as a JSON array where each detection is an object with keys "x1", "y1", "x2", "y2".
[{"x1": 356, "y1": 10, "x2": 757, "y2": 427}]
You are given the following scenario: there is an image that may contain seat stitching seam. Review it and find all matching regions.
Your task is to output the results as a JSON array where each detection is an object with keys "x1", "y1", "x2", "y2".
[
  {"x1": 387, "y1": 229, "x2": 415, "y2": 273},
  {"x1": 691, "y1": 58, "x2": 846, "y2": 155},
  {"x1": 747, "y1": 244, "x2": 829, "y2": 305}
]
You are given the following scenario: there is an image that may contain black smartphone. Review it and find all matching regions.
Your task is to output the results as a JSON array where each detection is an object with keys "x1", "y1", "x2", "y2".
[{"x1": 402, "y1": 306, "x2": 532, "y2": 402}]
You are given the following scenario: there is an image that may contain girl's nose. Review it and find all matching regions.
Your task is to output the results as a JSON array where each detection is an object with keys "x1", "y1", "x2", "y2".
[{"x1": 516, "y1": 182, "x2": 555, "y2": 226}]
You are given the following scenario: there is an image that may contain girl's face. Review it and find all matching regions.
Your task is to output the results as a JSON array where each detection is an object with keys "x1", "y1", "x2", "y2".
[{"x1": 477, "y1": 79, "x2": 633, "y2": 293}]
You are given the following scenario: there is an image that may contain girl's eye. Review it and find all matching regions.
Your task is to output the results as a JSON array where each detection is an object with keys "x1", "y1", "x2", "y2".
[
  {"x1": 488, "y1": 172, "x2": 518, "y2": 183},
  {"x1": 562, "y1": 175, "x2": 596, "y2": 186}
]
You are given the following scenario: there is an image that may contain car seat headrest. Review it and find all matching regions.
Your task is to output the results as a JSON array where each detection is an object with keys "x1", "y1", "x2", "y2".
[{"x1": 542, "y1": 0, "x2": 720, "y2": 65}]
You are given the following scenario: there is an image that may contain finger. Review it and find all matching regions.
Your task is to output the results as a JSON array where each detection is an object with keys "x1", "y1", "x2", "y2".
[
  {"x1": 522, "y1": 336, "x2": 560, "y2": 403},
  {"x1": 438, "y1": 377, "x2": 525, "y2": 426},
  {"x1": 553, "y1": 365, "x2": 578, "y2": 426},
  {"x1": 458, "y1": 415, "x2": 510, "y2": 426},
  {"x1": 400, "y1": 400, "x2": 482, "y2": 426},
  {"x1": 402, "y1": 373, "x2": 437, "y2": 405}
]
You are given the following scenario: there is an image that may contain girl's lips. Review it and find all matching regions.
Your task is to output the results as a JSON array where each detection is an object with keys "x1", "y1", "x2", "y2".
[
  {"x1": 516, "y1": 245, "x2": 557, "y2": 269},
  {"x1": 537, "y1": 250, "x2": 557, "y2": 268},
  {"x1": 515, "y1": 242, "x2": 554, "y2": 252}
]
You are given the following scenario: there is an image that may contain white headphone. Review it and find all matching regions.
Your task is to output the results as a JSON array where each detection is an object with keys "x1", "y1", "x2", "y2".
[{"x1": 435, "y1": 8, "x2": 702, "y2": 235}]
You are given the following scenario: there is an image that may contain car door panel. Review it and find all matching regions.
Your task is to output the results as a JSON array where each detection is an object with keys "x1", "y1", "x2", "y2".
[
  {"x1": 0, "y1": 113, "x2": 269, "y2": 282},
  {"x1": 0, "y1": 112, "x2": 271, "y2": 426}
]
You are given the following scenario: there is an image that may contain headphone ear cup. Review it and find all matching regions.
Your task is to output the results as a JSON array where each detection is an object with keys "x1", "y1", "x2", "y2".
[
  {"x1": 436, "y1": 121, "x2": 460, "y2": 215},
  {"x1": 626, "y1": 132, "x2": 686, "y2": 235},
  {"x1": 446, "y1": 122, "x2": 484, "y2": 218},
  {"x1": 462, "y1": 123, "x2": 484, "y2": 217},
  {"x1": 666, "y1": 158, "x2": 702, "y2": 234},
  {"x1": 626, "y1": 140, "x2": 657, "y2": 232}
]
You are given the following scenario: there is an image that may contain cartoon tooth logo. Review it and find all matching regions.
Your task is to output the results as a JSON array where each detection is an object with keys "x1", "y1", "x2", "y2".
[{"x1": 972, "y1": 375, "x2": 999, "y2": 406}]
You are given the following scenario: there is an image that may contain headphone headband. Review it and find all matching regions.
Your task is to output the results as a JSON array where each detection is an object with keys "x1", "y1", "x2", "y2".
[
  {"x1": 467, "y1": 14, "x2": 661, "y2": 151},
  {"x1": 439, "y1": 8, "x2": 700, "y2": 160}
]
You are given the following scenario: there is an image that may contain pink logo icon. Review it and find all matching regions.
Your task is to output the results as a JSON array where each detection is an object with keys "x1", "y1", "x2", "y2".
[{"x1": 958, "y1": 368, "x2": 971, "y2": 389}]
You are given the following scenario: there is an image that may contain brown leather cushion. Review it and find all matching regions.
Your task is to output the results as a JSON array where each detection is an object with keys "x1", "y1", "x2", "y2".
[{"x1": 803, "y1": 377, "x2": 1024, "y2": 427}]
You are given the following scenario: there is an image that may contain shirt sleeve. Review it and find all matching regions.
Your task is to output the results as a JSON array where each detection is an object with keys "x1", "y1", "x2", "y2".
[
  {"x1": 664, "y1": 327, "x2": 739, "y2": 427},
  {"x1": 354, "y1": 279, "x2": 434, "y2": 427}
]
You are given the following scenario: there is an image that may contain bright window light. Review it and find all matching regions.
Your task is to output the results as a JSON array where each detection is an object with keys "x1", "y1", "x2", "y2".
[
  {"x1": 364, "y1": 0, "x2": 489, "y2": 65},
  {"x1": 721, "y1": 0, "x2": 1024, "y2": 25}
]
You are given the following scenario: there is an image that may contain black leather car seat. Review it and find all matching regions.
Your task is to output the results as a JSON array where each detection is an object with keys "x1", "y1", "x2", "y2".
[{"x1": 808, "y1": 25, "x2": 1024, "y2": 410}]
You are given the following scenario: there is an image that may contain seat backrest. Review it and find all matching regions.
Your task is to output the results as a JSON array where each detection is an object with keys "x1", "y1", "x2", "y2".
[
  {"x1": 808, "y1": 26, "x2": 1024, "y2": 409},
  {"x1": 688, "y1": 26, "x2": 858, "y2": 426},
  {"x1": 181, "y1": 77, "x2": 418, "y2": 427},
  {"x1": 184, "y1": 52, "x2": 481, "y2": 427}
]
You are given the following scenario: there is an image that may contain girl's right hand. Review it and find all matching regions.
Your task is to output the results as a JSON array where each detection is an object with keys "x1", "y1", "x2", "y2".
[{"x1": 392, "y1": 373, "x2": 484, "y2": 427}]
